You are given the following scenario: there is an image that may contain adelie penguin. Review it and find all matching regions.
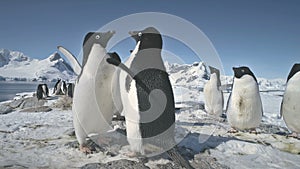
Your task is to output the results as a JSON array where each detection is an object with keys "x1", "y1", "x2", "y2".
[
  {"x1": 280, "y1": 63, "x2": 300, "y2": 138},
  {"x1": 53, "y1": 79, "x2": 67, "y2": 95},
  {"x1": 58, "y1": 31, "x2": 123, "y2": 153},
  {"x1": 226, "y1": 66, "x2": 263, "y2": 133},
  {"x1": 204, "y1": 66, "x2": 224, "y2": 117},
  {"x1": 36, "y1": 84, "x2": 49, "y2": 100},
  {"x1": 107, "y1": 27, "x2": 194, "y2": 169}
]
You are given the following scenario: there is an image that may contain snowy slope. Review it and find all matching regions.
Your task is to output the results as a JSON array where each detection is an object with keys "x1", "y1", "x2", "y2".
[{"x1": 0, "y1": 49, "x2": 76, "y2": 82}]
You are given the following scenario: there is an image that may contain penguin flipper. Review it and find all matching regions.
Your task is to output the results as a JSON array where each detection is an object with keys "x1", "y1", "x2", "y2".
[
  {"x1": 57, "y1": 46, "x2": 82, "y2": 75},
  {"x1": 106, "y1": 57, "x2": 151, "y2": 94},
  {"x1": 279, "y1": 100, "x2": 283, "y2": 119}
]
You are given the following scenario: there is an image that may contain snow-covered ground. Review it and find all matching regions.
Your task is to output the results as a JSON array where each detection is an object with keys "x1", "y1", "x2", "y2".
[{"x1": 0, "y1": 62, "x2": 299, "y2": 168}]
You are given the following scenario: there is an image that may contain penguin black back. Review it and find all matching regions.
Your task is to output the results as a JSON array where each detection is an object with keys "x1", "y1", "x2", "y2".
[
  {"x1": 129, "y1": 27, "x2": 175, "y2": 142},
  {"x1": 287, "y1": 63, "x2": 300, "y2": 82},
  {"x1": 36, "y1": 84, "x2": 43, "y2": 100},
  {"x1": 53, "y1": 79, "x2": 61, "y2": 94},
  {"x1": 233, "y1": 66, "x2": 257, "y2": 82}
]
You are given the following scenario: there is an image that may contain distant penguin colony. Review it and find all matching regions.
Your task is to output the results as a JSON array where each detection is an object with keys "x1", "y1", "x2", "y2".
[
  {"x1": 204, "y1": 66, "x2": 224, "y2": 117},
  {"x1": 226, "y1": 66, "x2": 263, "y2": 132},
  {"x1": 281, "y1": 63, "x2": 300, "y2": 138},
  {"x1": 58, "y1": 30, "x2": 123, "y2": 153}
]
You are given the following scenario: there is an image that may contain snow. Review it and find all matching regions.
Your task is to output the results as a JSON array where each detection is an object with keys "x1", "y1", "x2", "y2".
[
  {"x1": 0, "y1": 49, "x2": 76, "y2": 82},
  {"x1": 0, "y1": 62, "x2": 299, "y2": 168}
]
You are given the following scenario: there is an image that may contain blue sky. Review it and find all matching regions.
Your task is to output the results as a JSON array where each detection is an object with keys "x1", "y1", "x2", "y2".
[{"x1": 0, "y1": 0, "x2": 299, "y2": 79}]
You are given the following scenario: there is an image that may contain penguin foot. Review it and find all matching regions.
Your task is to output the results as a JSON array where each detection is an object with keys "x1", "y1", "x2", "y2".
[
  {"x1": 80, "y1": 145, "x2": 92, "y2": 154},
  {"x1": 287, "y1": 132, "x2": 299, "y2": 139},
  {"x1": 249, "y1": 129, "x2": 260, "y2": 134},
  {"x1": 228, "y1": 128, "x2": 238, "y2": 133},
  {"x1": 125, "y1": 151, "x2": 140, "y2": 158}
]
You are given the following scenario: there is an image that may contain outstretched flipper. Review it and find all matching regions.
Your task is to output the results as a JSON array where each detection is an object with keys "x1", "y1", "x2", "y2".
[
  {"x1": 57, "y1": 46, "x2": 82, "y2": 75},
  {"x1": 106, "y1": 57, "x2": 151, "y2": 94}
]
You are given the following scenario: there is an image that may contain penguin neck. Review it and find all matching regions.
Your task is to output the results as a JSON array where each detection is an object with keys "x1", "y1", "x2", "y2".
[
  {"x1": 81, "y1": 44, "x2": 106, "y2": 77},
  {"x1": 134, "y1": 48, "x2": 165, "y2": 72},
  {"x1": 210, "y1": 73, "x2": 221, "y2": 88}
]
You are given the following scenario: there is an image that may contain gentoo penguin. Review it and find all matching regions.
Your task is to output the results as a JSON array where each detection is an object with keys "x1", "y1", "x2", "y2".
[
  {"x1": 203, "y1": 66, "x2": 224, "y2": 116},
  {"x1": 57, "y1": 31, "x2": 122, "y2": 153},
  {"x1": 226, "y1": 66, "x2": 263, "y2": 132},
  {"x1": 36, "y1": 84, "x2": 49, "y2": 100},
  {"x1": 280, "y1": 63, "x2": 300, "y2": 138},
  {"x1": 107, "y1": 27, "x2": 193, "y2": 169}
]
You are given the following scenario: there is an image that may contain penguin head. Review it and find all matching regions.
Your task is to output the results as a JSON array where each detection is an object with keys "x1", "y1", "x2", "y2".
[
  {"x1": 287, "y1": 63, "x2": 300, "y2": 82},
  {"x1": 83, "y1": 31, "x2": 115, "y2": 48},
  {"x1": 129, "y1": 27, "x2": 162, "y2": 50},
  {"x1": 233, "y1": 66, "x2": 257, "y2": 82}
]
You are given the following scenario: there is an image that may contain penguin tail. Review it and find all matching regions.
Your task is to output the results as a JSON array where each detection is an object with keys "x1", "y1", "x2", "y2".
[{"x1": 166, "y1": 147, "x2": 194, "y2": 169}]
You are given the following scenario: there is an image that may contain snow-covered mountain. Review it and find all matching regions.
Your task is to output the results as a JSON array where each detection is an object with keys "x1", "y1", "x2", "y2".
[
  {"x1": 165, "y1": 61, "x2": 209, "y2": 87},
  {"x1": 165, "y1": 61, "x2": 286, "y2": 91},
  {"x1": 0, "y1": 49, "x2": 76, "y2": 82}
]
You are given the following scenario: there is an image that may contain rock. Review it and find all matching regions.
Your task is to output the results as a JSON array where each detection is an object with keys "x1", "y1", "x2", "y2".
[
  {"x1": 8, "y1": 98, "x2": 24, "y2": 108},
  {"x1": 51, "y1": 96, "x2": 72, "y2": 110},
  {"x1": 192, "y1": 154, "x2": 229, "y2": 169},
  {"x1": 65, "y1": 140, "x2": 106, "y2": 153},
  {"x1": 19, "y1": 106, "x2": 52, "y2": 112},
  {"x1": 0, "y1": 104, "x2": 13, "y2": 114},
  {"x1": 20, "y1": 97, "x2": 46, "y2": 109},
  {"x1": 154, "y1": 163, "x2": 182, "y2": 169},
  {"x1": 80, "y1": 159, "x2": 150, "y2": 169}
]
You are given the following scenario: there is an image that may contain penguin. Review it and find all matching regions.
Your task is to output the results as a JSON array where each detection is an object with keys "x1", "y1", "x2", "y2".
[
  {"x1": 280, "y1": 63, "x2": 300, "y2": 138},
  {"x1": 37, "y1": 84, "x2": 49, "y2": 100},
  {"x1": 61, "y1": 80, "x2": 67, "y2": 95},
  {"x1": 203, "y1": 66, "x2": 224, "y2": 116},
  {"x1": 41, "y1": 84, "x2": 49, "y2": 97},
  {"x1": 226, "y1": 66, "x2": 263, "y2": 132},
  {"x1": 36, "y1": 84, "x2": 44, "y2": 100},
  {"x1": 66, "y1": 83, "x2": 75, "y2": 98},
  {"x1": 53, "y1": 79, "x2": 61, "y2": 94},
  {"x1": 57, "y1": 31, "x2": 122, "y2": 153},
  {"x1": 107, "y1": 27, "x2": 194, "y2": 169}
]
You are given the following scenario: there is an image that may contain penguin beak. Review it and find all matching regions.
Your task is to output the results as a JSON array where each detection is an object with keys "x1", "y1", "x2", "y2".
[
  {"x1": 128, "y1": 30, "x2": 139, "y2": 36},
  {"x1": 129, "y1": 30, "x2": 140, "y2": 42}
]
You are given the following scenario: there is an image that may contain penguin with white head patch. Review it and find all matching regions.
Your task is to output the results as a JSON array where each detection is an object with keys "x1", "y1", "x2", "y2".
[
  {"x1": 58, "y1": 31, "x2": 122, "y2": 153},
  {"x1": 107, "y1": 27, "x2": 194, "y2": 169},
  {"x1": 204, "y1": 66, "x2": 224, "y2": 116},
  {"x1": 280, "y1": 63, "x2": 300, "y2": 138},
  {"x1": 226, "y1": 66, "x2": 263, "y2": 133}
]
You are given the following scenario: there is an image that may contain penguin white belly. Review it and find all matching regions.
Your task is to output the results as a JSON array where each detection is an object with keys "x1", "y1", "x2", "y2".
[
  {"x1": 204, "y1": 79, "x2": 223, "y2": 116},
  {"x1": 228, "y1": 78, "x2": 262, "y2": 130},
  {"x1": 119, "y1": 55, "x2": 143, "y2": 154},
  {"x1": 282, "y1": 77, "x2": 300, "y2": 133},
  {"x1": 73, "y1": 44, "x2": 114, "y2": 144}
]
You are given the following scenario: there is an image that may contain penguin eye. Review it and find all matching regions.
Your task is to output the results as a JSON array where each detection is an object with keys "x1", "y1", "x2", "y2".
[
  {"x1": 241, "y1": 69, "x2": 245, "y2": 73},
  {"x1": 138, "y1": 32, "x2": 142, "y2": 37},
  {"x1": 95, "y1": 35, "x2": 100, "y2": 39}
]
